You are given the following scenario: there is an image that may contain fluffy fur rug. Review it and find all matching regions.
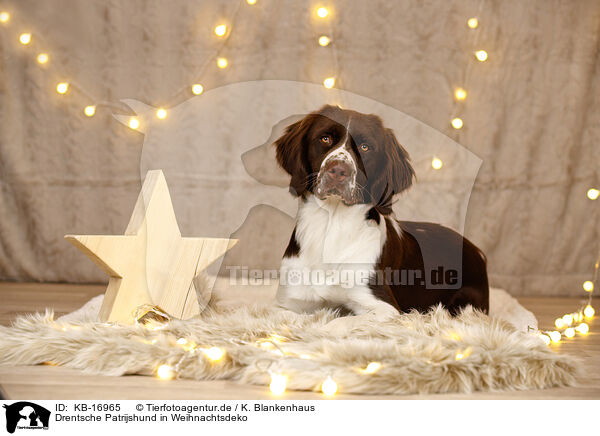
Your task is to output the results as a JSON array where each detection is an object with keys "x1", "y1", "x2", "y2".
[{"x1": 0, "y1": 287, "x2": 581, "y2": 395}]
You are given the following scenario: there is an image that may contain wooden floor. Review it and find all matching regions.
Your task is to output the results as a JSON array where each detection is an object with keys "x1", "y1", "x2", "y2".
[{"x1": 0, "y1": 282, "x2": 598, "y2": 400}]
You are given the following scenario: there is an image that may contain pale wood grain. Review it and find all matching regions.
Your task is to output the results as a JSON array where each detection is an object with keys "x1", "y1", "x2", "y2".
[{"x1": 64, "y1": 170, "x2": 237, "y2": 324}]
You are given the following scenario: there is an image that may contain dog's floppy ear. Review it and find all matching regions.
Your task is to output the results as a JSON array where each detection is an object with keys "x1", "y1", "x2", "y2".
[
  {"x1": 274, "y1": 116, "x2": 314, "y2": 197},
  {"x1": 385, "y1": 128, "x2": 415, "y2": 195}
]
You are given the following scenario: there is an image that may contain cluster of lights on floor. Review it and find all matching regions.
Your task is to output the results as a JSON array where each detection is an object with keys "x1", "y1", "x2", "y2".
[{"x1": 3, "y1": 4, "x2": 598, "y2": 394}]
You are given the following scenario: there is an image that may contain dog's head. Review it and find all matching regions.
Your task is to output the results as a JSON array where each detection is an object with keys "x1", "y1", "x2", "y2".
[{"x1": 274, "y1": 105, "x2": 414, "y2": 211}]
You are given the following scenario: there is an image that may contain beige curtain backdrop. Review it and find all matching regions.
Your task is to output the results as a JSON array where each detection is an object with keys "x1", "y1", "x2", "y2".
[{"x1": 0, "y1": 0, "x2": 598, "y2": 296}]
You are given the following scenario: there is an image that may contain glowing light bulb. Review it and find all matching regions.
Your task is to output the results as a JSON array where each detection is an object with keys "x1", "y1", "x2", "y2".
[
  {"x1": 587, "y1": 188, "x2": 599, "y2": 200},
  {"x1": 321, "y1": 375, "x2": 338, "y2": 396},
  {"x1": 56, "y1": 82, "x2": 69, "y2": 94},
  {"x1": 475, "y1": 50, "x2": 488, "y2": 62},
  {"x1": 246, "y1": 0, "x2": 257, "y2": 4},
  {"x1": 448, "y1": 332, "x2": 461, "y2": 341},
  {"x1": 454, "y1": 88, "x2": 467, "y2": 100},
  {"x1": 576, "y1": 323, "x2": 589, "y2": 335},
  {"x1": 0, "y1": 12, "x2": 9, "y2": 23},
  {"x1": 217, "y1": 57, "x2": 228, "y2": 68},
  {"x1": 564, "y1": 327, "x2": 575, "y2": 338},
  {"x1": 128, "y1": 117, "x2": 140, "y2": 130},
  {"x1": 215, "y1": 24, "x2": 227, "y2": 37},
  {"x1": 157, "y1": 364, "x2": 175, "y2": 380},
  {"x1": 451, "y1": 118, "x2": 463, "y2": 129},
  {"x1": 191, "y1": 84, "x2": 204, "y2": 95},
  {"x1": 583, "y1": 281, "x2": 594, "y2": 292},
  {"x1": 323, "y1": 77, "x2": 335, "y2": 89},
  {"x1": 549, "y1": 331, "x2": 561, "y2": 343},
  {"x1": 84, "y1": 106, "x2": 95, "y2": 117},
  {"x1": 562, "y1": 314, "x2": 573, "y2": 326},
  {"x1": 156, "y1": 108, "x2": 167, "y2": 119},
  {"x1": 363, "y1": 362, "x2": 382, "y2": 374},
  {"x1": 455, "y1": 352, "x2": 464, "y2": 360},
  {"x1": 318, "y1": 35, "x2": 331, "y2": 46},
  {"x1": 467, "y1": 17, "x2": 479, "y2": 29},
  {"x1": 432, "y1": 157, "x2": 443, "y2": 170},
  {"x1": 316, "y1": 7, "x2": 329, "y2": 18},
  {"x1": 554, "y1": 318, "x2": 565, "y2": 328},
  {"x1": 269, "y1": 373, "x2": 287, "y2": 395},
  {"x1": 584, "y1": 305, "x2": 595, "y2": 318},
  {"x1": 19, "y1": 33, "x2": 31, "y2": 45},
  {"x1": 539, "y1": 334, "x2": 551, "y2": 345},
  {"x1": 37, "y1": 53, "x2": 48, "y2": 64},
  {"x1": 204, "y1": 347, "x2": 224, "y2": 361},
  {"x1": 176, "y1": 338, "x2": 187, "y2": 345}
]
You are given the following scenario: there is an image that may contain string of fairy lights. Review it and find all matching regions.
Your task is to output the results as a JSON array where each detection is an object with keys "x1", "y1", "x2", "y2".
[{"x1": 2, "y1": 3, "x2": 599, "y2": 395}]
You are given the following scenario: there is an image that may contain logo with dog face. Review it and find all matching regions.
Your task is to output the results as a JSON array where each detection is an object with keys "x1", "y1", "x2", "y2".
[{"x1": 2, "y1": 402, "x2": 50, "y2": 433}]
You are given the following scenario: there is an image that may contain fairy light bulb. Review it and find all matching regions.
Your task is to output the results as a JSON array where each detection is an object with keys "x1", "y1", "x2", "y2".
[
  {"x1": 214, "y1": 24, "x2": 227, "y2": 37},
  {"x1": 36, "y1": 53, "x2": 48, "y2": 64},
  {"x1": 323, "y1": 77, "x2": 335, "y2": 89},
  {"x1": 19, "y1": 33, "x2": 31, "y2": 45},
  {"x1": 363, "y1": 362, "x2": 382, "y2": 374},
  {"x1": 176, "y1": 338, "x2": 187, "y2": 345},
  {"x1": 475, "y1": 50, "x2": 488, "y2": 62},
  {"x1": 576, "y1": 323, "x2": 589, "y2": 335},
  {"x1": 84, "y1": 106, "x2": 95, "y2": 117},
  {"x1": 128, "y1": 117, "x2": 140, "y2": 130},
  {"x1": 321, "y1": 375, "x2": 338, "y2": 396},
  {"x1": 204, "y1": 347, "x2": 224, "y2": 361},
  {"x1": 549, "y1": 331, "x2": 561, "y2": 343},
  {"x1": 157, "y1": 364, "x2": 175, "y2": 380},
  {"x1": 318, "y1": 35, "x2": 331, "y2": 46},
  {"x1": 432, "y1": 157, "x2": 443, "y2": 170},
  {"x1": 316, "y1": 7, "x2": 329, "y2": 18},
  {"x1": 555, "y1": 318, "x2": 565, "y2": 328},
  {"x1": 564, "y1": 327, "x2": 575, "y2": 338},
  {"x1": 269, "y1": 373, "x2": 287, "y2": 395},
  {"x1": 584, "y1": 305, "x2": 595, "y2": 318},
  {"x1": 587, "y1": 188, "x2": 599, "y2": 200},
  {"x1": 583, "y1": 281, "x2": 594, "y2": 292},
  {"x1": 562, "y1": 314, "x2": 573, "y2": 326},
  {"x1": 454, "y1": 88, "x2": 467, "y2": 100},
  {"x1": 191, "y1": 84, "x2": 204, "y2": 95},
  {"x1": 451, "y1": 118, "x2": 463, "y2": 129},
  {"x1": 217, "y1": 57, "x2": 228, "y2": 68},
  {"x1": 467, "y1": 17, "x2": 479, "y2": 29},
  {"x1": 56, "y1": 82, "x2": 69, "y2": 94},
  {"x1": 156, "y1": 108, "x2": 167, "y2": 119},
  {"x1": 0, "y1": 12, "x2": 9, "y2": 23},
  {"x1": 539, "y1": 334, "x2": 551, "y2": 345},
  {"x1": 246, "y1": 0, "x2": 257, "y2": 4}
]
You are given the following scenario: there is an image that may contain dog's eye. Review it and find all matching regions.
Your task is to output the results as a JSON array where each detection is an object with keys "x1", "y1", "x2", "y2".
[
  {"x1": 360, "y1": 143, "x2": 370, "y2": 152},
  {"x1": 320, "y1": 135, "x2": 332, "y2": 145}
]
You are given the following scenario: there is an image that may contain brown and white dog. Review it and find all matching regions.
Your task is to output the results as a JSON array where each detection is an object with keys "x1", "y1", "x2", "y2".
[{"x1": 274, "y1": 105, "x2": 489, "y2": 323}]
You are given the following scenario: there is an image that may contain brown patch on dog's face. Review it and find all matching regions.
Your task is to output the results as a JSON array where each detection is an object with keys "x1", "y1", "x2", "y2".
[{"x1": 274, "y1": 105, "x2": 415, "y2": 211}]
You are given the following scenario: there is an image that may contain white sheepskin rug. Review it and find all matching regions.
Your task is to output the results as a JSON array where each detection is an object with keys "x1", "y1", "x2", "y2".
[{"x1": 0, "y1": 287, "x2": 581, "y2": 395}]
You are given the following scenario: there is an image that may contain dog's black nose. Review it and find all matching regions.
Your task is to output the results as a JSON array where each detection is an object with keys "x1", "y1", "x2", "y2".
[{"x1": 326, "y1": 161, "x2": 351, "y2": 183}]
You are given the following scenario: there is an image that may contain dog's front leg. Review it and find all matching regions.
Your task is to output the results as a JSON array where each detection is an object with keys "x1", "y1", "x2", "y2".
[
  {"x1": 322, "y1": 287, "x2": 399, "y2": 335},
  {"x1": 345, "y1": 288, "x2": 399, "y2": 322}
]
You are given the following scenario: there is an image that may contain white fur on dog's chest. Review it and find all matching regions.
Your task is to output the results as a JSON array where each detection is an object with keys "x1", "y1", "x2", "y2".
[
  {"x1": 277, "y1": 195, "x2": 387, "y2": 308},
  {"x1": 296, "y1": 196, "x2": 385, "y2": 265}
]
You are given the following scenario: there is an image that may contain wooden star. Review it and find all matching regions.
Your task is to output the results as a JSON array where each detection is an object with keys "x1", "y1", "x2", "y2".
[{"x1": 65, "y1": 170, "x2": 237, "y2": 325}]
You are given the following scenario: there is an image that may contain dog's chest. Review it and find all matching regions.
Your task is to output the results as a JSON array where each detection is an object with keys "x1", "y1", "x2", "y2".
[{"x1": 295, "y1": 197, "x2": 385, "y2": 266}]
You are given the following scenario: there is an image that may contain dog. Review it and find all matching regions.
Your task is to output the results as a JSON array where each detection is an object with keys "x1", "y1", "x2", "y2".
[{"x1": 274, "y1": 105, "x2": 489, "y2": 323}]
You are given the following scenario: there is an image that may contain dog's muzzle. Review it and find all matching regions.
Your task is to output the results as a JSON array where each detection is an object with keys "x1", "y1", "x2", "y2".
[{"x1": 315, "y1": 157, "x2": 359, "y2": 205}]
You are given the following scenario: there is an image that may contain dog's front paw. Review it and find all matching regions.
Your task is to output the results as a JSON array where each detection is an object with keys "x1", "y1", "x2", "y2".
[{"x1": 321, "y1": 316, "x2": 361, "y2": 336}]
